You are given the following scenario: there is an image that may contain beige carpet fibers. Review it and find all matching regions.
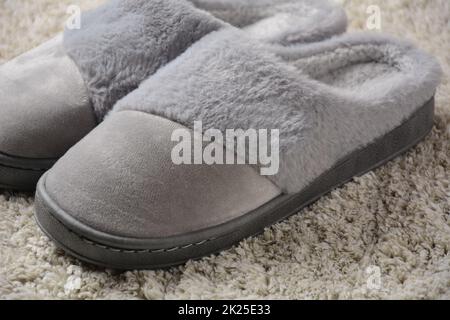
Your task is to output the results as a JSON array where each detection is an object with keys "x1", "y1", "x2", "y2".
[{"x1": 0, "y1": 0, "x2": 449, "y2": 300}]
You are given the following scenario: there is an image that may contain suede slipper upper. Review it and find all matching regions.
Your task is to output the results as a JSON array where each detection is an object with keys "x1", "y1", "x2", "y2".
[
  {"x1": 35, "y1": 29, "x2": 441, "y2": 269},
  {"x1": 0, "y1": 0, "x2": 347, "y2": 190}
]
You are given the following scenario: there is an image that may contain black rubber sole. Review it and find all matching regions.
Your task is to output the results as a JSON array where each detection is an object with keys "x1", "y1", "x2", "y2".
[
  {"x1": 35, "y1": 98, "x2": 435, "y2": 270},
  {"x1": 0, "y1": 152, "x2": 55, "y2": 191}
]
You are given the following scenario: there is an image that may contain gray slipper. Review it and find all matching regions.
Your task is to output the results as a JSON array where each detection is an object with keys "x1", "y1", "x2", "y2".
[
  {"x1": 34, "y1": 30, "x2": 441, "y2": 269},
  {"x1": 0, "y1": 0, "x2": 346, "y2": 191}
]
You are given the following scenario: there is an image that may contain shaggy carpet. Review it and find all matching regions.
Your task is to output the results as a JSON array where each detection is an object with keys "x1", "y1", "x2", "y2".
[{"x1": 0, "y1": 0, "x2": 449, "y2": 300}]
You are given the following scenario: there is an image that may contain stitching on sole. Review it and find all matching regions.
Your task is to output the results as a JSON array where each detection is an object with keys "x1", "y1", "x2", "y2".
[{"x1": 48, "y1": 208, "x2": 219, "y2": 254}]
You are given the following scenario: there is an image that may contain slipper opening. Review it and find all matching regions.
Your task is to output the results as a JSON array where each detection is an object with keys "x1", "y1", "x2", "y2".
[
  {"x1": 190, "y1": 0, "x2": 347, "y2": 44},
  {"x1": 281, "y1": 36, "x2": 441, "y2": 102}
]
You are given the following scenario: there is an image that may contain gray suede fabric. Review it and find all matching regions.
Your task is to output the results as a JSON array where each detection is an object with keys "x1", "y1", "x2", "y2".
[
  {"x1": 0, "y1": 35, "x2": 96, "y2": 159},
  {"x1": 45, "y1": 111, "x2": 281, "y2": 238},
  {"x1": 114, "y1": 30, "x2": 442, "y2": 193}
]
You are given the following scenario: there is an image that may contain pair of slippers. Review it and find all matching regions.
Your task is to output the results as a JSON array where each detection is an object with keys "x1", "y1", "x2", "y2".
[{"x1": 0, "y1": 0, "x2": 441, "y2": 269}]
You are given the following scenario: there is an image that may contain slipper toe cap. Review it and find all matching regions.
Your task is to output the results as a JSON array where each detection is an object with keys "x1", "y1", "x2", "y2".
[
  {"x1": 43, "y1": 111, "x2": 281, "y2": 240},
  {"x1": 0, "y1": 35, "x2": 96, "y2": 160}
]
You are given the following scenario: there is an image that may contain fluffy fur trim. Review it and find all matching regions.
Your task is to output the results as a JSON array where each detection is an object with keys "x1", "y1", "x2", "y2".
[
  {"x1": 114, "y1": 30, "x2": 442, "y2": 194},
  {"x1": 63, "y1": 0, "x2": 224, "y2": 120},
  {"x1": 64, "y1": 0, "x2": 347, "y2": 120}
]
